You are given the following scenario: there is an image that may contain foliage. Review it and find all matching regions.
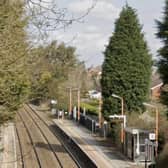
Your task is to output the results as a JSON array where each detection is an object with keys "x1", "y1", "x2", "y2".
[
  {"x1": 29, "y1": 41, "x2": 77, "y2": 102},
  {"x1": 126, "y1": 112, "x2": 153, "y2": 129},
  {"x1": 110, "y1": 123, "x2": 121, "y2": 147},
  {"x1": 127, "y1": 105, "x2": 168, "y2": 153},
  {"x1": 0, "y1": 110, "x2": 15, "y2": 125},
  {"x1": 158, "y1": 113, "x2": 168, "y2": 152},
  {"x1": 64, "y1": 62, "x2": 93, "y2": 96},
  {"x1": 0, "y1": 0, "x2": 97, "y2": 124},
  {"x1": 101, "y1": 5, "x2": 152, "y2": 118},
  {"x1": 80, "y1": 101, "x2": 99, "y2": 116},
  {"x1": 156, "y1": 144, "x2": 168, "y2": 168},
  {"x1": 87, "y1": 99, "x2": 99, "y2": 106},
  {"x1": 155, "y1": 9, "x2": 168, "y2": 162},
  {"x1": 156, "y1": 0, "x2": 168, "y2": 108},
  {"x1": 29, "y1": 40, "x2": 94, "y2": 111},
  {"x1": 0, "y1": 1, "x2": 30, "y2": 113}
]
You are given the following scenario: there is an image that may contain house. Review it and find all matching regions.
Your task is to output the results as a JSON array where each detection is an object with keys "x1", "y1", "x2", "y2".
[
  {"x1": 87, "y1": 65, "x2": 102, "y2": 91},
  {"x1": 150, "y1": 69, "x2": 163, "y2": 100},
  {"x1": 87, "y1": 65, "x2": 102, "y2": 79}
]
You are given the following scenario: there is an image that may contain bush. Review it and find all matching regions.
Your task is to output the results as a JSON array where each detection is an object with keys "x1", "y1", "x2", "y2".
[
  {"x1": 126, "y1": 111, "x2": 153, "y2": 129},
  {"x1": 156, "y1": 144, "x2": 168, "y2": 168},
  {"x1": 0, "y1": 111, "x2": 15, "y2": 125},
  {"x1": 80, "y1": 102, "x2": 98, "y2": 116}
]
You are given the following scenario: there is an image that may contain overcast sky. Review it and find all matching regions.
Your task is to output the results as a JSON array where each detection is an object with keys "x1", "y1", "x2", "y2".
[{"x1": 48, "y1": 0, "x2": 165, "y2": 67}]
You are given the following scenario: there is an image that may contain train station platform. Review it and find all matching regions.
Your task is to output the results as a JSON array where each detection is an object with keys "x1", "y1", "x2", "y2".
[{"x1": 53, "y1": 119, "x2": 137, "y2": 168}]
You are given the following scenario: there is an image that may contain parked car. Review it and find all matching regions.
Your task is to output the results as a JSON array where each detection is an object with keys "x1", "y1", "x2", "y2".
[{"x1": 88, "y1": 90, "x2": 101, "y2": 99}]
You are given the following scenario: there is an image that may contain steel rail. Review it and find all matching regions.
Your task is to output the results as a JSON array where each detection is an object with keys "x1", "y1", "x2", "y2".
[
  {"x1": 23, "y1": 106, "x2": 64, "y2": 168},
  {"x1": 25, "y1": 104, "x2": 82, "y2": 168},
  {"x1": 17, "y1": 112, "x2": 42, "y2": 168}
]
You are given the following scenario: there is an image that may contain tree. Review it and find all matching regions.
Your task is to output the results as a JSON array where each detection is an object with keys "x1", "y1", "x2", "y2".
[
  {"x1": 0, "y1": 1, "x2": 30, "y2": 114},
  {"x1": 25, "y1": 0, "x2": 97, "y2": 41},
  {"x1": 101, "y1": 5, "x2": 152, "y2": 118},
  {"x1": 29, "y1": 41, "x2": 77, "y2": 103},
  {"x1": 156, "y1": 144, "x2": 168, "y2": 168},
  {"x1": 51, "y1": 62, "x2": 90, "y2": 109},
  {"x1": 156, "y1": 0, "x2": 168, "y2": 108},
  {"x1": 0, "y1": 0, "x2": 97, "y2": 122}
]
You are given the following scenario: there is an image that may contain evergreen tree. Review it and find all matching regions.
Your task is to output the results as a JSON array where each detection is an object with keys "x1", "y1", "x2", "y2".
[
  {"x1": 101, "y1": 5, "x2": 152, "y2": 118},
  {"x1": 156, "y1": 0, "x2": 168, "y2": 107}
]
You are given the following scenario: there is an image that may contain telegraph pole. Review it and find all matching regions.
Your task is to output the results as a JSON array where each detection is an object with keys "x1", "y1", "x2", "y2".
[
  {"x1": 155, "y1": 107, "x2": 159, "y2": 156},
  {"x1": 67, "y1": 87, "x2": 80, "y2": 121},
  {"x1": 77, "y1": 89, "x2": 80, "y2": 121},
  {"x1": 99, "y1": 98, "x2": 102, "y2": 128},
  {"x1": 67, "y1": 87, "x2": 72, "y2": 117}
]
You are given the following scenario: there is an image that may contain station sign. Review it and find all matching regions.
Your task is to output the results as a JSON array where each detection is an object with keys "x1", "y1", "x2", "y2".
[{"x1": 149, "y1": 133, "x2": 156, "y2": 140}]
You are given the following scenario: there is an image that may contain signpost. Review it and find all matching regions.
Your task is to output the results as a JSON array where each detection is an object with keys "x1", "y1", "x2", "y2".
[{"x1": 149, "y1": 133, "x2": 156, "y2": 141}]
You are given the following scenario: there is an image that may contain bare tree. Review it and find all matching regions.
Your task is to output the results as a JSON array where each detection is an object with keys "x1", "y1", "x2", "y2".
[{"x1": 25, "y1": 0, "x2": 97, "y2": 39}]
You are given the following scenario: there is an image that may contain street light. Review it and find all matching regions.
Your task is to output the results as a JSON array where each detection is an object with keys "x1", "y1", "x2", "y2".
[
  {"x1": 112, "y1": 94, "x2": 124, "y2": 144},
  {"x1": 143, "y1": 102, "x2": 159, "y2": 156}
]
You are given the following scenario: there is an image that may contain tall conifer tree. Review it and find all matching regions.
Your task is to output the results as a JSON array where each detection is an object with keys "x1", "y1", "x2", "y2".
[
  {"x1": 101, "y1": 5, "x2": 152, "y2": 117},
  {"x1": 156, "y1": 0, "x2": 168, "y2": 107}
]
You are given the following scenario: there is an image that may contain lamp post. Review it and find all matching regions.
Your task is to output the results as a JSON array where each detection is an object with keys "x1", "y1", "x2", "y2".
[
  {"x1": 112, "y1": 94, "x2": 124, "y2": 144},
  {"x1": 143, "y1": 102, "x2": 159, "y2": 156}
]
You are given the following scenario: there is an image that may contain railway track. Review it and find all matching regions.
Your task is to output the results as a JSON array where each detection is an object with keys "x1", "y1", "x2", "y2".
[
  {"x1": 25, "y1": 104, "x2": 96, "y2": 168},
  {"x1": 15, "y1": 104, "x2": 78, "y2": 168}
]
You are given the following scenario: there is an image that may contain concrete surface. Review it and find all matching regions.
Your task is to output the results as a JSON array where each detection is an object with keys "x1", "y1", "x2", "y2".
[{"x1": 53, "y1": 119, "x2": 140, "y2": 168}]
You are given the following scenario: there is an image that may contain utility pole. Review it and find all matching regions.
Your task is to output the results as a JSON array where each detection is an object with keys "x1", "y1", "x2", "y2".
[
  {"x1": 77, "y1": 89, "x2": 80, "y2": 121},
  {"x1": 99, "y1": 98, "x2": 102, "y2": 128},
  {"x1": 67, "y1": 87, "x2": 80, "y2": 121},
  {"x1": 155, "y1": 107, "x2": 159, "y2": 157},
  {"x1": 67, "y1": 87, "x2": 72, "y2": 117},
  {"x1": 121, "y1": 97, "x2": 124, "y2": 144}
]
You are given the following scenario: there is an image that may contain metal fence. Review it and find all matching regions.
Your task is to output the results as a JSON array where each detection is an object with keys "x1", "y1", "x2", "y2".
[{"x1": 79, "y1": 114, "x2": 97, "y2": 133}]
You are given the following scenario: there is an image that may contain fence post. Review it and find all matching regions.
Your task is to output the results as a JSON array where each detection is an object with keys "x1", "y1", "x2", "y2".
[
  {"x1": 92, "y1": 120, "x2": 94, "y2": 134},
  {"x1": 103, "y1": 121, "x2": 108, "y2": 138},
  {"x1": 145, "y1": 139, "x2": 148, "y2": 168}
]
